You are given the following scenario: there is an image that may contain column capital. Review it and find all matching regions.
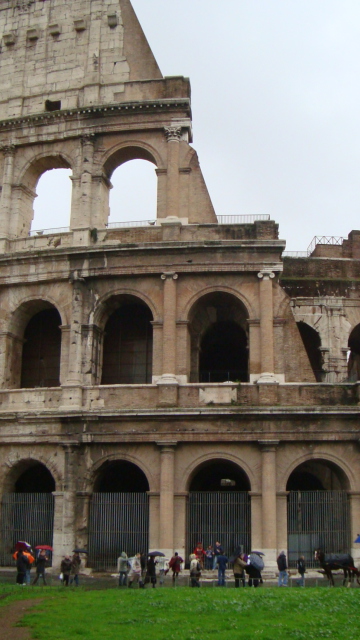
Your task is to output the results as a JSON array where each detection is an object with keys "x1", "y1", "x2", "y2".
[
  {"x1": 258, "y1": 439, "x2": 279, "y2": 451},
  {"x1": 164, "y1": 125, "x2": 182, "y2": 142},
  {"x1": 81, "y1": 134, "x2": 96, "y2": 146},
  {"x1": 258, "y1": 270, "x2": 275, "y2": 280},
  {"x1": 0, "y1": 144, "x2": 16, "y2": 157},
  {"x1": 161, "y1": 272, "x2": 178, "y2": 281}
]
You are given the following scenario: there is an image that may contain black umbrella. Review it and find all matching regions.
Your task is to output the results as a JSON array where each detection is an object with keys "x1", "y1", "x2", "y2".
[
  {"x1": 73, "y1": 549, "x2": 88, "y2": 554},
  {"x1": 148, "y1": 551, "x2": 165, "y2": 557}
]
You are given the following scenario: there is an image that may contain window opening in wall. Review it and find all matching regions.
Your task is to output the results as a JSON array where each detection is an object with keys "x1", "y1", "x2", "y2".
[
  {"x1": 297, "y1": 321, "x2": 324, "y2": 382},
  {"x1": 200, "y1": 320, "x2": 248, "y2": 383},
  {"x1": 31, "y1": 168, "x2": 72, "y2": 234},
  {"x1": 21, "y1": 308, "x2": 61, "y2": 388},
  {"x1": 45, "y1": 99, "x2": 61, "y2": 112},
  {"x1": 108, "y1": 159, "x2": 157, "y2": 227},
  {"x1": 101, "y1": 302, "x2": 153, "y2": 384}
]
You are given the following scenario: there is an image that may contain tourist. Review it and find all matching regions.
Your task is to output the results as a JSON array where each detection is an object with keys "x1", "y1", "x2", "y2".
[
  {"x1": 296, "y1": 555, "x2": 306, "y2": 587},
  {"x1": 60, "y1": 555, "x2": 72, "y2": 586},
  {"x1": 117, "y1": 551, "x2": 129, "y2": 587},
  {"x1": 193, "y1": 542, "x2": 206, "y2": 569},
  {"x1": 70, "y1": 552, "x2": 81, "y2": 586},
  {"x1": 217, "y1": 551, "x2": 228, "y2": 586},
  {"x1": 168, "y1": 552, "x2": 183, "y2": 584},
  {"x1": 277, "y1": 550, "x2": 288, "y2": 587},
  {"x1": 32, "y1": 549, "x2": 48, "y2": 586},
  {"x1": 189, "y1": 553, "x2": 201, "y2": 587},
  {"x1": 16, "y1": 550, "x2": 29, "y2": 585},
  {"x1": 233, "y1": 552, "x2": 247, "y2": 587},
  {"x1": 128, "y1": 553, "x2": 144, "y2": 588},
  {"x1": 213, "y1": 541, "x2": 223, "y2": 569},
  {"x1": 205, "y1": 545, "x2": 214, "y2": 570},
  {"x1": 145, "y1": 555, "x2": 157, "y2": 588},
  {"x1": 156, "y1": 554, "x2": 168, "y2": 585}
]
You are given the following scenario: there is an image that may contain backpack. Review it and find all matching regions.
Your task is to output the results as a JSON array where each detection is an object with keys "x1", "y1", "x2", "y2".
[{"x1": 249, "y1": 553, "x2": 264, "y2": 571}]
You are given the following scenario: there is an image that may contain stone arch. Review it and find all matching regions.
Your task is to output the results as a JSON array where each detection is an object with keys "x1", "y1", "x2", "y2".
[
  {"x1": 92, "y1": 288, "x2": 158, "y2": 329},
  {"x1": 6, "y1": 298, "x2": 64, "y2": 389},
  {"x1": 181, "y1": 452, "x2": 255, "y2": 494},
  {"x1": 85, "y1": 453, "x2": 154, "y2": 494},
  {"x1": 8, "y1": 296, "x2": 66, "y2": 336},
  {"x1": 102, "y1": 141, "x2": 163, "y2": 179},
  {"x1": 182, "y1": 285, "x2": 254, "y2": 320},
  {"x1": 186, "y1": 290, "x2": 250, "y2": 382},
  {"x1": 297, "y1": 321, "x2": 324, "y2": 382},
  {"x1": 13, "y1": 152, "x2": 73, "y2": 238},
  {"x1": 280, "y1": 452, "x2": 354, "y2": 493},
  {"x1": 1, "y1": 456, "x2": 60, "y2": 494}
]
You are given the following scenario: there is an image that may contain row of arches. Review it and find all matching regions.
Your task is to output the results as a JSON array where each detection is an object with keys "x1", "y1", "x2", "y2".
[
  {"x1": 33, "y1": 160, "x2": 156, "y2": 233},
  {"x1": 4, "y1": 455, "x2": 351, "y2": 495},
  {"x1": 8, "y1": 291, "x2": 250, "y2": 388},
  {"x1": 0, "y1": 456, "x2": 352, "y2": 570}
]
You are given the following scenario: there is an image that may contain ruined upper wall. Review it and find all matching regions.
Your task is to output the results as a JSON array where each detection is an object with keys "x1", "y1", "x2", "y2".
[{"x1": 0, "y1": 0, "x2": 163, "y2": 119}]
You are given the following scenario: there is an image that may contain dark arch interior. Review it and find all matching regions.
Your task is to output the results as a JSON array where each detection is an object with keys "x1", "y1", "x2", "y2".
[
  {"x1": 286, "y1": 460, "x2": 348, "y2": 491},
  {"x1": 189, "y1": 461, "x2": 250, "y2": 492},
  {"x1": 15, "y1": 463, "x2": 55, "y2": 493},
  {"x1": 21, "y1": 308, "x2": 61, "y2": 388},
  {"x1": 94, "y1": 461, "x2": 149, "y2": 492},
  {"x1": 297, "y1": 321, "x2": 324, "y2": 382},
  {"x1": 199, "y1": 320, "x2": 248, "y2": 382},
  {"x1": 101, "y1": 302, "x2": 153, "y2": 384},
  {"x1": 348, "y1": 324, "x2": 360, "y2": 381}
]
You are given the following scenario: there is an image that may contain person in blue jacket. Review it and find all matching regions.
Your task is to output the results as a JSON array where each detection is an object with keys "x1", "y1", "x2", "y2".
[{"x1": 217, "y1": 551, "x2": 228, "y2": 586}]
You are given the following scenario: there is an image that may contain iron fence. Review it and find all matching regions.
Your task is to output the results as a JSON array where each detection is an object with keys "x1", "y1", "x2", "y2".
[
  {"x1": 288, "y1": 491, "x2": 350, "y2": 568},
  {"x1": 217, "y1": 215, "x2": 270, "y2": 224},
  {"x1": 0, "y1": 493, "x2": 54, "y2": 566},
  {"x1": 88, "y1": 493, "x2": 149, "y2": 571},
  {"x1": 187, "y1": 492, "x2": 251, "y2": 561}
]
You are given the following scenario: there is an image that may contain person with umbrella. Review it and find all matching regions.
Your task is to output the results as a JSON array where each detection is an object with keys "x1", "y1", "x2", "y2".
[
  {"x1": 16, "y1": 549, "x2": 30, "y2": 585},
  {"x1": 13, "y1": 543, "x2": 34, "y2": 586},
  {"x1": 32, "y1": 549, "x2": 48, "y2": 585}
]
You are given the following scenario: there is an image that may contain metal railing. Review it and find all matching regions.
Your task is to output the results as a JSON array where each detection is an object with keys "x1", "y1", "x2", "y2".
[
  {"x1": 217, "y1": 214, "x2": 270, "y2": 224},
  {"x1": 29, "y1": 226, "x2": 70, "y2": 236},
  {"x1": 307, "y1": 235, "x2": 344, "y2": 255}
]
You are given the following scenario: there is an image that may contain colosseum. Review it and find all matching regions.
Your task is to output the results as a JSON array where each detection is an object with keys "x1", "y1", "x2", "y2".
[{"x1": 0, "y1": 0, "x2": 359, "y2": 571}]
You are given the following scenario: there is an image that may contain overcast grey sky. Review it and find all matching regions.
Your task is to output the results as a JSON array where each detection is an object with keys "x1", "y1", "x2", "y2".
[{"x1": 36, "y1": 1, "x2": 360, "y2": 251}]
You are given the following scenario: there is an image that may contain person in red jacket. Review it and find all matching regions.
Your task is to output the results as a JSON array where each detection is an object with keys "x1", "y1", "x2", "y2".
[
  {"x1": 168, "y1": 552, "x2": 183, "y2": 584},
  {"x1": 193, "y1": 543, "x2": 206, "y2": 569}
]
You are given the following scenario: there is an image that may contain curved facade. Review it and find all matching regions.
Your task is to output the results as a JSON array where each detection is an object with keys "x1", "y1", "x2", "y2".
[{"x1": 0, "y1": 0, "x2": 359, "y2": 570}]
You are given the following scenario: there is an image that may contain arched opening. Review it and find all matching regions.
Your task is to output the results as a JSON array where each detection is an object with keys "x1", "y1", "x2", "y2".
[
  {"x1": 187, "y1": 459, "x2": 251, "y2": 560},
  {"x1": 189, "y1": 292, "x2": 249, "y2": 382},
  {"x1": 348, "y1": 324, "x2": 360, "y2": 381},
  {"x1": 297, "y1": 321, "x2": 324, "y2": 382},
  {"x1": 108, "y1": 159, "x2": 157, "y2": 226},
  {"x1": 89, "y1": 460, "x2": 149, "y2": 570},
  {"x1": 287, "y1": 459, "x2": 350, "y2": 568},
  {"x1": 94, "y1": 460, "x2": 149, "y2": 493},
  {"x1": 31, "y1": 168, "x2": 72, "y2": 234},
  {"x1": 101, "y1": 297, "x2": 153, "y2": 385},
  {"x1": 0, "y1": 461, "x2": 55, "y2": 566},
  {"x1": 21, "y1": 308, "x2": 62, "y2": 388}
]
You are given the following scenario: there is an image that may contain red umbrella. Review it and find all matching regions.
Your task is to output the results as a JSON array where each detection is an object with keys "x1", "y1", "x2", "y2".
[
  {"x1": 35, "y1": 545, "x2": 53, "y2": 551},
  {"x1": 15, "y1": 541, "x2": 31, "y2": 551}
]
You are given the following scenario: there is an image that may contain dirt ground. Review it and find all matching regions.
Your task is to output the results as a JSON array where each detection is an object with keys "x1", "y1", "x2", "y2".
[{"x1": 0, "y1": 598, "x2": 38, "y2": 640}]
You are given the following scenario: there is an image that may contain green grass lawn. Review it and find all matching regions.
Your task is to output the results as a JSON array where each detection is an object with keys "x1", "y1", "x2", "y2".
[{"x1": 2, "y1": 585, "x2": 360, "y2": 640}]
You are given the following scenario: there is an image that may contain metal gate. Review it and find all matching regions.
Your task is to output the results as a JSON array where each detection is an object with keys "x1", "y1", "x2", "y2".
[
  {"x1": 0, "y1": 493, "x2": 54, "y2": 565},
  {"x1": 288, "y1": 491, "x2": 350, "y2": 568},
  {"x1": 88, "y1": 493, "x2": 149, "y2": 571},
  {"x1": 187, "y1": 492, "x2": 251, "y2": 559}
]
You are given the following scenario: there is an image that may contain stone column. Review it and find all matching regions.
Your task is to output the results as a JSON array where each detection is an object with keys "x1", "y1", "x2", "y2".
[
  {"x1": 257, "y1": 270, "x2": 277, "y2": 383},
  {"x1": 164, "y1": 126, "x2": 182, "y2": 219},
  {"x1": 259, "y1": 440, "x2": 279, "y2": 565},
  {"x1": 158, "y1": 442, "x2": 177, "y2": 556},
  {"x1": 276, "y1": 491, "x2": 289, "y2": 554},
  {"x1": 173, "y1": 492, "x2": 188, "y2": 560},
  {"x1": 75, "y1": 491, "x2": 92, "y2": 566},
  {"x1": 157, "y1": 273, "x2": 178, "y2": 405},
  {"x1": 52, "y1": 445, "x2": 78, "y2": 568},
  {"x1": 0, "y1": 144, "x2": 15, "y2": 240},
  {"x1": 61, "y1": 279, "x2": 84, "y2": 408}
]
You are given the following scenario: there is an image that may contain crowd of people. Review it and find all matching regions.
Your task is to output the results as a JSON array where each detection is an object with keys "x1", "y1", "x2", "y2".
[
  {"x1": 117, "y1": 544, "x2": 307, "y2": 589},
  {"x1": 14, "y1": 548, "x2": 82, "y2": 586}
]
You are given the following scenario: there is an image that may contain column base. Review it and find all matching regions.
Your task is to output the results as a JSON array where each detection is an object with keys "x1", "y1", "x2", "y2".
[
  {"x1": 157, "y1": 375, "x2": 179, "y2": 407},
  {"x1": 60, "y1": 385, "x2": 83, "y2": 410},
  {"x1": 255, "y1": 372, "x2": 279, "y2": 384}
]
